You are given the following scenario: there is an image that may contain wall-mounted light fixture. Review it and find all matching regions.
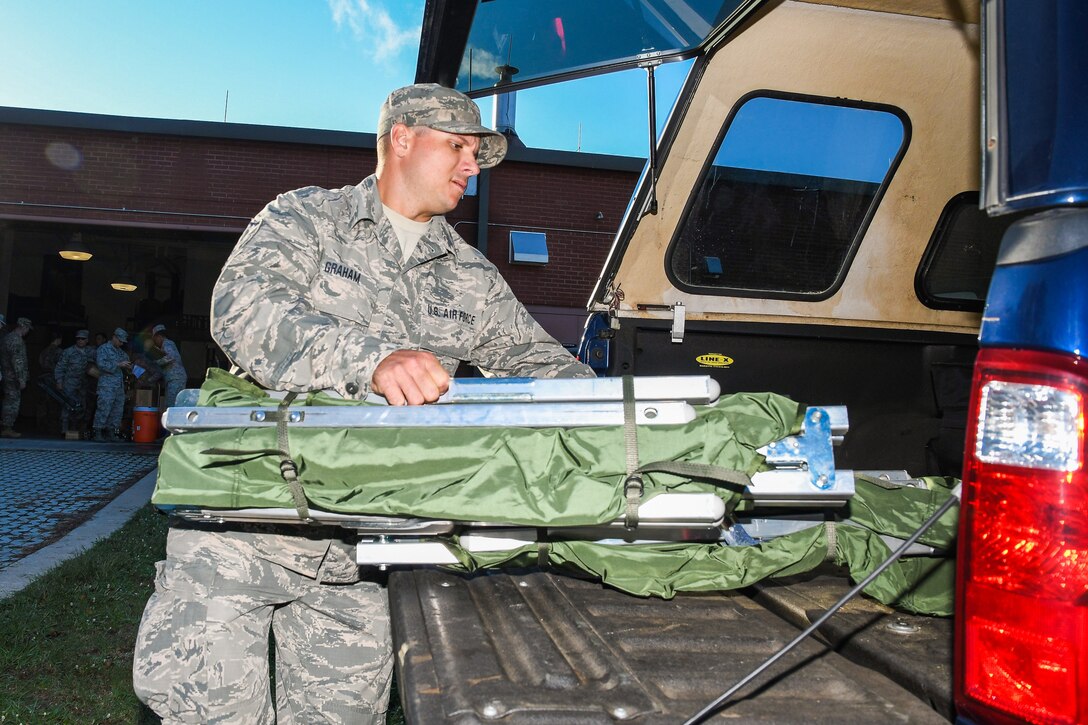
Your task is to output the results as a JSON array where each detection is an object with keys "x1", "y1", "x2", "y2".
[
  {"x1": 595, "y1": 211, "x2": 605, "y2": 221},
  {"x1": 59, "y1": 232, "x2": 93, "y2": 261}
]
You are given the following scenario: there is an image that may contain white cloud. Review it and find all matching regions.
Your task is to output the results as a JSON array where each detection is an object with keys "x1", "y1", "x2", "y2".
[{"x1": 328, "y1": 0, "x2": 421, "y2": 64}]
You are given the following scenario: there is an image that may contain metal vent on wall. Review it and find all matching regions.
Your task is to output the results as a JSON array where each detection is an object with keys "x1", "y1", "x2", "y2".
[{"x1": 510, "y1": 230, "x2": 548, "y2": 265}]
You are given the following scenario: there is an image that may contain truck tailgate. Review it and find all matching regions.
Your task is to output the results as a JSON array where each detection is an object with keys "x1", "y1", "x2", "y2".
[{"x1": 389, "y1": 568, "x2": 949, "y2": 723}]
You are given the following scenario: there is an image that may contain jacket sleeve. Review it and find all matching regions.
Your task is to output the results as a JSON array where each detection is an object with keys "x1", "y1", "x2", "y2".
[
  {"x1": 155, "y1": 340, "x2": 176, "y2": 368},
  {"x1": 468, "y1": 267, "x2": 594, "y2": 380},
  {"x1": 211, "y1": 189, "x2": 399, "y2": 398},
  {"x1": 96, "y1": 346, "x2": 121, "y2": 375}
]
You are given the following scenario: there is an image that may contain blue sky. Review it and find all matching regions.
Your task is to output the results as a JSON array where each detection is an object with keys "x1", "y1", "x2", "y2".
[{"x1": 0, "y1": 0, "x2": 688, "y2": 158}]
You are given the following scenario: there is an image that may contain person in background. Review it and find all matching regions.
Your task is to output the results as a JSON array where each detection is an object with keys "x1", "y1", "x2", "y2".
[
  {"x1": 37, "y1": 331, "x2": 64, "y2": 434},
  {"x1": 55, "y1": 329, "x2": 94, "y2": 438},
  {"x1": 134, "y1": 82, "x2": 593, "y2": 724},
  {"x1": 150, "y1": 324, "x2": 187, "y2": 410},
  {"x1": 83, "y1": 331, "x2": 108, "y2": 428},
  {"x1": 93, "y1": 327, "x2": 132, "y2": 441},
  {"x1": 129, "y1": 336, "x2": 164, "y2": 420},
  {"x1": 39, "y1": 331, "x2": 62, "y2": 375},
  {"x1": 0, "y1": 317, "x2": 33, "y2": 438}
]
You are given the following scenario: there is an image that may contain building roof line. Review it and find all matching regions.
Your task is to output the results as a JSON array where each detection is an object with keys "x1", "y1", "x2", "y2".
[{"x1": 0, "y1": 106, "x2": 645, "y2": 172}]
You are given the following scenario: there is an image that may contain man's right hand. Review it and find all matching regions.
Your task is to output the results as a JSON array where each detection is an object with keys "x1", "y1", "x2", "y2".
[{"x1": 370, "y1": 350, "x2": 450, "y2": 406}]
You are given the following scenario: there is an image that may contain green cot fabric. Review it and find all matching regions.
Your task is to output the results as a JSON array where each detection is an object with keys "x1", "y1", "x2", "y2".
[
  {"x1": 154, "y1": 370, "x2": 957, "y2": 615},
  {"x1": 444, "y1": 476, "x2": 959, "y2": 615},
  {"x1": 156, "y1": 370, "x2": 803, "y2": 525}
]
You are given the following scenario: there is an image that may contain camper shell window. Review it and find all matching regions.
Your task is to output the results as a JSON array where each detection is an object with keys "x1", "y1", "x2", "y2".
[
  {"x1": 915, "y1": 192, "x2": 1029, "y2": 311},
  {"x1": 666, "y1": 92, "x2": 909, "y2": 300}
]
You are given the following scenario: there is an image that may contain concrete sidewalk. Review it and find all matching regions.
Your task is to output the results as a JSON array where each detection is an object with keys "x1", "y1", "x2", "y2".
[{"x1": 0, "y1": 435, "x2": 160, "y2": 599}]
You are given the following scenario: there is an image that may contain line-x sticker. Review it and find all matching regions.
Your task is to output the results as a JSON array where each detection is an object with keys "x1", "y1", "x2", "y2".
[{"x1": 696, "y1": 353, "x2": 733, "y2": 368}]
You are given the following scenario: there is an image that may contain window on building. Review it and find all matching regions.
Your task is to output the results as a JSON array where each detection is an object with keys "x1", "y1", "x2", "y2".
[
  {"x1": 666, "y1": 93, "x2": 908, "y2": 300},
  {"x1": 509, "y1": 231, "x2": 549, "y2": 264}
]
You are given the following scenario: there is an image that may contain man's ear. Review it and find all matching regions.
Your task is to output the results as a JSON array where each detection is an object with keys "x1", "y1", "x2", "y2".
[{"x1": 389, "y1": 123, "x2": 413, "y2": 157}]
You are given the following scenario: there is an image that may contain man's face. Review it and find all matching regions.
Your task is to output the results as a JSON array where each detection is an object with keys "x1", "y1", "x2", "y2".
[
  {"x1": 112, "y1": 335, "x2": 122, "y2": 348},
  {"x1": 401, "y1": 126, "x2": 481, "y2": 219},
  {"x1": 76, "y1": 337, "x2": 87, "y2": 347}
]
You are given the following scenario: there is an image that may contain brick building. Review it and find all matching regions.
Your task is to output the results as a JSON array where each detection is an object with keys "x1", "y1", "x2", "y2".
[{"x1": 0, "y1": 106, "x2": 640, "y2": 430}]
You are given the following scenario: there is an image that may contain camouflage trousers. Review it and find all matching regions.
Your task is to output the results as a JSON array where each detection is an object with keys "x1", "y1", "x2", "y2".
[
  {"x1": 163, "y1": 376, "x2": 185, "y2": 410},
  {"x1": 1, "y1": 379, "x2": 21, "y2": 427},
  {"x1": 132, "y1": 527, "x2": 393, "y2": 724},
  {"x1": 93, "y1": 382, "x2": 124, "y2": 430}
]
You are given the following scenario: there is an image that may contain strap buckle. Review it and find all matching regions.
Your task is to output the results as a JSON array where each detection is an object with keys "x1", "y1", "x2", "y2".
[{"x1": 279, "y1": 458, "x2": 299, "y2": 482}]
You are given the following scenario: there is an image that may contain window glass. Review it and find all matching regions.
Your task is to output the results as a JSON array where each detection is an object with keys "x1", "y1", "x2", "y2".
[
  {"x1": 917, "y1": 192, "x2": 1027, "y2": 311},
  {"x1": 456, "y1": 0, "x2": 749, "y2": 92},
  {"x1": 667, "y1": 94, "x2": 907, "y2": 299}
]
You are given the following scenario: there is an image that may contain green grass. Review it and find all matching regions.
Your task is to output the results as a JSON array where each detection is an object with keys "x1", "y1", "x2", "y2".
[
  {"x1": 0, "y1": 505, "x2": 167, "y2": 724},
  {"x1": 0, "y1": 505, "x2": 405, "y2": 724}
]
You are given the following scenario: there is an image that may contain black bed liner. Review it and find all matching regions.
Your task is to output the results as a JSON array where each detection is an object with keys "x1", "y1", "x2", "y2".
[{"x1": 389, "y1": 568, "x2": 950, "y2": 723}]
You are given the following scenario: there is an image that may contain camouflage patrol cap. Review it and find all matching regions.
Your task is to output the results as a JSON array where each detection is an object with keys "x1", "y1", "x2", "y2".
[
  {"x1": 113, "y1": 327, "x2": 128, "y2": 343},
  {"x1": 75, "y1": 329, "x2": 89, "y2": 339},
  {"x1": 16, "y1": 317, "x2": 32, "y2": 329},
  {"x1": 377, "y1": 83, "x2": 507, "y2": 168}
]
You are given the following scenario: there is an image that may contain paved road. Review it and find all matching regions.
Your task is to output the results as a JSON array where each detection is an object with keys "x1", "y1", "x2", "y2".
[{"x1": 0, "y1": 436, "x2": 160, "y2": 597}]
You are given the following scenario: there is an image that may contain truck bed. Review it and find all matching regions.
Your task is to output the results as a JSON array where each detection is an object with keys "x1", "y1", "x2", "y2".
[{"x1": 389, "y1": 567, "x2": 951, "y2": 723}]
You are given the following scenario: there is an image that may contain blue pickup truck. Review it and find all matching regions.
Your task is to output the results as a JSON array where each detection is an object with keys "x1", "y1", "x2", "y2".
[
  {"x1": 954, "y1": 2, "x2": 1087, "y2": 723},
  {"x1": 397, "y1": 1, "x2": 1086, "y2": 722}
]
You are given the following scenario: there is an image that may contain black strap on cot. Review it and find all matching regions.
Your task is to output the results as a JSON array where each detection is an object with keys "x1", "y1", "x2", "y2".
[
  {"x1": 273, "y1": 392, "x2": 312, "y2": 523},
  {"x1": 621, "y1": 375, "x2": 755, "y2": 530}
]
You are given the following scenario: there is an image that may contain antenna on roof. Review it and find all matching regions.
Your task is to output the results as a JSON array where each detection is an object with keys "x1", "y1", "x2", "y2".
[{"x1": 223, "y1": 91, "x2": 229, "y2": 122}]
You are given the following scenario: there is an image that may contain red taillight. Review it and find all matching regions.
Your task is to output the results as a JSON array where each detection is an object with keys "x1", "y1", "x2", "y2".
[{"x1": 955, "y1": 348, "x2": 1088, "y2": 725}]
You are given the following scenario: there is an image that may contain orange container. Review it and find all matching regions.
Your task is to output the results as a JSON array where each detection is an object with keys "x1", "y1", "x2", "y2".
[{"x1": 132, "y1": 406, "x2": 160, "y2": 443}]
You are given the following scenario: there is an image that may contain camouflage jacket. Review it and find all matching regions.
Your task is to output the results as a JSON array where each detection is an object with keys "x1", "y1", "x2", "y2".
[
  {"x1": 0, "y1": 333, "x2": 28, "y2": 386},
  {"x1": 154, "y1": 338, "x2": 187, "y2": 383},
  {"x1": 95, "y1": 343, "x2": 129, "y2": 387},
  {"x1": 212, "y1": 174, "x2": 592, "y2": 399},
  {"x1": 55, "y1": 344, "x2": 94, "y2": 387},
  {"x1": 208, "y1": 175, "x2": 592, "y2": 580}
]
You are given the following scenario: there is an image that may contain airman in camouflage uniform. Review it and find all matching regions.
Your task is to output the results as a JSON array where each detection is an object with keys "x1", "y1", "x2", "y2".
[
  {"x1": 1, "y1": 317, "x2": 32, "y2": 438},
  {"x1": 93, "y1": 327, "x2": 132, "y2": 440},
  {"x1": 150, "y1": 324, "x2": 187, "y2": 410},
  {"x1": 55, "y1": 329, "x2": 93, "y2": 435},
  {"x1": 134, "y1": 83, "x2": 594, "y2": 724}
]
